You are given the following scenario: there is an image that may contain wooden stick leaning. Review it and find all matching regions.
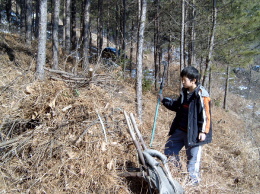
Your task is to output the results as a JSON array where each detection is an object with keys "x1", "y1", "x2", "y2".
[
  {"x1": 129, "y1": 113, "x2": 147, "y2": 150},
  {"x1": 123, "y1": 111, "x2": 146, "y2": 167}
]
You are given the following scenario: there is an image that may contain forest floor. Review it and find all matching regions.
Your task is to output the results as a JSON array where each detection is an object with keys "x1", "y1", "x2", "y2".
[{"x1": 0, "y1": 32, "x2": 259, "y2": 193}]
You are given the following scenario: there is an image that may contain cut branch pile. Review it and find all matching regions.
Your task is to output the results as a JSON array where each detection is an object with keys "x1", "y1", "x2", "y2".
[
  {"x1": 45, "y1": 67, "x2": 119, "y2": 89},
  {"x1": 0, "y1": 67, "x2": 140, "y2": 193}
]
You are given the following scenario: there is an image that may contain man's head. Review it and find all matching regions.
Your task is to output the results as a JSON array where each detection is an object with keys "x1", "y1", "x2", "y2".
[{"x1": 180, "y1": 66, "x2": 200, "y2": 85}]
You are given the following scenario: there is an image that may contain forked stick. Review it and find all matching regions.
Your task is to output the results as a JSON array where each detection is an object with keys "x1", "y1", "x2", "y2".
[
  {"x1": 129, "y1": 113, "x2": 147, "y2": 150},
  {"x1": 123, "y1": 111, "x2": 146, "y2": 166}
]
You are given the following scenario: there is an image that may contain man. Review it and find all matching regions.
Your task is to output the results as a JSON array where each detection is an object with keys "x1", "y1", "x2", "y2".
[{"x1": 160, "y1": 66, "x2": 212, "y2": 185}]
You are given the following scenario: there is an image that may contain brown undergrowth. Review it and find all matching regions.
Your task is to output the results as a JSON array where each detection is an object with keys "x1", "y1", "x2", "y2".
[{"x1": 0, "y1": 32, "x2": 259, "y2": 193}]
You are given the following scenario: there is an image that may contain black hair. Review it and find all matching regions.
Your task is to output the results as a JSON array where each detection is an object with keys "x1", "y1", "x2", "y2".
[{"x1": 180, "y1": 66, "x2": 201, "y2": 84}]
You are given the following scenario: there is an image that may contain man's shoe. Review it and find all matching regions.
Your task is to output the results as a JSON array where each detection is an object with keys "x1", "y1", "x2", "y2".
[{"x1": 187, "y1": 178, "x2": 199, "y2": 186}]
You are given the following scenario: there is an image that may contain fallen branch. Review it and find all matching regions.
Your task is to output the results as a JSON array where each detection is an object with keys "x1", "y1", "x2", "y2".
[
  {"x1": 0, "y1": 131, "x2": 33, "y2": 148},
  {"x1": 97, "y1": 111, "x2": 108, "y2": 142},
  {"x1": 73, "y1": 119, "x2": 99, "y2": 144},
  {"x1": 44, "y1": 68, "x2": 74, "y2": 76}
]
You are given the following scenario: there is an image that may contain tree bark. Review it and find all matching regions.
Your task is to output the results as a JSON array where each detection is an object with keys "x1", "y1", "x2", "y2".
[
  {"x1": 34, "y1": 0, "x2": 40, "y2": 38},
  {"x1": 202, "y1": 0, "x2": 217, "y2": 89},
  {"x1": 36, "y1": 0, "x2": 48, "y2": 80},
  {"x1": 154, "y1": 0, "x2": 160, "y2": 91},
  {"x1": 5, "y1": 0, "x2": 12, "y2": 24},
  {"x1": 25, "y1": 0, "x2": 32, "y2": 45},
  {"x1": 180, "y1": 0, "x2": 185, "y2": 71},
  {"x1": 97, "y1": 0, "x2": 103, "y2": 56},
  {"x1": 52, "y1": 0, "x2": 60, "y2": 70},
  {"x1": 82, "y1": 0, "x2": 91, "y2": 71},
  {"x1": 223, "y1": 64, "x2": 230, "y2": 110},
  {"x1": 106, "y1": 0, "x2": 111, "y2": 47},
  {"x1": 130, "y1": 19, "x2": 134, "y2": 75},
  {"x1": 65, "y1": 0, "x2": 71, "y2": 54},
  {"x1": 122, "y1": 0, "x2": 127, "y2": 77},
  {"x1": 71, "y1": 0, "x2": 77, "y2": 52},
  {"x1": 136, "y1": 0, "x2": 147, "y2": 120},
  {"x1": 166, "y1": 35, "x2": 171, "y2": 86},
  {"x1": 115, "y1": 4, "x2": 119, "y2": 54},
  {"x1": 20, "y1": 0, "x2": 26, "y2": 38},
  {"x1": 187, "y1": 0, "x2": 196, "y2": 66},
  {"x1": 71, "y1": 0, "x2": 79, "y2": 74}
]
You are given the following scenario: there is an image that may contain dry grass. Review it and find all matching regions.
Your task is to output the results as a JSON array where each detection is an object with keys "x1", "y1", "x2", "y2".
[{"x1": 0, "y1": 32, "x2": 259, "y2": 193}]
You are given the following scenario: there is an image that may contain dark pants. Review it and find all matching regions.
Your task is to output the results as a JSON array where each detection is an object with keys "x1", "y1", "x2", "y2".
[{"x1": 164, "y1": 128, "x2": 202, "y2": 182}]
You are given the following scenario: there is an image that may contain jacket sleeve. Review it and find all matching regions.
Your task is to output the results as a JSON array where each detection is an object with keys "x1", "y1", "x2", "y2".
[
  {"x1": 162, "y1": 96, "x2": 181, "y2": 112},
  {"x1": 201, "y1": 96, "x2": 211, "y2": 134}
]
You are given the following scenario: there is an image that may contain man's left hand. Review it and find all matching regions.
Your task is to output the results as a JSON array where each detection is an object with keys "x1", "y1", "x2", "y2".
[{"x1": 198, "y1": 132, "x2": 206, "y2": 141}]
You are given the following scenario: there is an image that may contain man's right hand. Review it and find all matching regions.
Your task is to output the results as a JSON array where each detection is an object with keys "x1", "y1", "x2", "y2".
[{"x1": 158, "y1": 93, "x2": 163, "y2": 102}]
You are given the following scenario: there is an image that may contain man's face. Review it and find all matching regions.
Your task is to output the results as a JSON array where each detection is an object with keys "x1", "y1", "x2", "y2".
[{"x1": 181, "y1": 76, "x2": 196, "y2": 89}]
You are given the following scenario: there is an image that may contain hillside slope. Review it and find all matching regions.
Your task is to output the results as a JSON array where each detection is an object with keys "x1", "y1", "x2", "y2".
[{"x1": 0, "y1": 33, "x2": 259, "y2": 193}]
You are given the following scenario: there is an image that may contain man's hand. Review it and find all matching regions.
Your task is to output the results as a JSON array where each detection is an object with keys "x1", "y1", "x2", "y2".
[
  {"x1": 198, "y1": 132, "x2": 206, "y2": 141},
  {"x1": 158, "y1": 93, "x2": 163, "y2": 102}
]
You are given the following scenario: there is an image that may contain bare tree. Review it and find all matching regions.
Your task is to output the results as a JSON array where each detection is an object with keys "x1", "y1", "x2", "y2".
[
  {"x1": 187, "y1": 0, "x2": 196, "y2": 66},
  {"x1": 34, "y1": 0, "x2": 40, "y2": 38},
  {"x1": 71, "y1": 0, "x2": 77, "y2": 52},
  {"x1": 36, "y1": 0, "x2": 48, "y2": 80},
  {"x1": 136, "y1": 0, "x2": 147, "y2": 120},
  {"x1": 19, "y1": 0, "x2": 26, "y2": 37},
  {"x1": 65, "y1": 0, "x2": 71, "y2": 54},
  {"x1": 223, "y1": 63, "x2": 230, "y2": 109},
  {"x1": 5, "y1": 0, "x2": 12, "y2": 30},
  {"x1": 115, "y1": 4, "x2": 120, "y2": 53},
  {"x1": 180, "y1": 0, "x2": 185, "y2": 71},
  {"x1": 122, "y1": 0, "x2": 127, "y2": 76},
  {"x1": 154, "y1": 0, "x2": 160, "y2": 91},
  {"x1": 129, "y1": 19, "x2": 134, "y2": 75},
  {"x1": 97, "y1": 0, "x2": 103, "y2": 56},
  {"x1": 202, "y1": 0, "x2": 217, "y2": 89},
  {"x1": 52, "y1": 0, "x2": 60, "y2": 70},
  {"x1": 166, "y1": 35, "x2": 172, "y2": 86},
  {"x1": 25, "y1": 0, "x2": 32, "y2": 45},
  {"x1": 82, "y1": 0, "x2": 91, "y2": 71}
]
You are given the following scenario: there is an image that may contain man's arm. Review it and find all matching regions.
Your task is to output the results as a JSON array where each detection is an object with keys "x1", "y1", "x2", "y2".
[{"x1": 161, "y1": 95, "x2": 181, "y2": 112}]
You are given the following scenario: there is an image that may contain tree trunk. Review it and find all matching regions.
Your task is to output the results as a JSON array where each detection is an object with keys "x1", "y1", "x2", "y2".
[
  {"x1": 154, "y1": 0, "x2": 160, "y2": 91},
  {"x1": 223, "y1": 64, "x2": 230, "y2": 110},
  {"x1": 65, "y1": 0, "x2": 71, "y2": 54},
  {"x1": 202, "y1": 0, "x2": 217, "y2": 89},
  {"x1": 34, "y1": 0, "x2": 40, "y2": 38},
  {"x1": 71, "y1": 0, "x2": 79, "y2": 74},
  {"x1": 20, "y1": 0, "x2": 26, "y2": 38},
  {"x1": 62, "y1": 1, "x2": 66, "y2": 48},
  {"x1": 36, "y1": 0, "x2": 48, "y2": 80},
  {"x1": 135, "y1": 0, "x2": 140, "y2": 66},
  {"x1": 191, "y1": 0, "x2": 196, "y2": 65},
  {"x1": 115, "y1": 4, "x2": 119, "y2": 54},
  {"x1": 187, "y1": 0, "x2": 196, "y2": 66},
  {"x1": 166, "y1": 35, "x2": 171, "y2": 86},
  {"x1": 122, "y1": 0, "x2": 127, "y2": 77},
  {"x1": 5, "y1": 0, "x2": 12, "y2": 30},
  {"x1": 130, "y1": 19, "x2": 134, "y2": 75},
  {"x1": 82, "y1": 0, "x2": 91, "y2": 71},
  {"x1": 247, "y1": 65, "x2": 252, "y2": 99},
  {"x1": 52, "y1": 0, "x2": 60, "y2": 70},
  {"x1": 25, "y1": 0, "x2": 32, "y2": 45},
  {"x1": 136, "y1": 0, "x2": 147, "y2": 120},
  {"x1": 180, "y1": 0, "x2": 185, "y2": 72},
  {"x1": 106, "y1": 0, "x2": 111, "y2": 47},
  {"x1": 97, "y1": 0, "x2": 103, "y2": 56},
  {"x1": 71, "y1": 0, "x2": 77, "y2": 52}
]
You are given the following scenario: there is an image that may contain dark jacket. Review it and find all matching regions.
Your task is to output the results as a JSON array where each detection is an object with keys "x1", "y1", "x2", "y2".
[{"x1": 162, "y1": 85, "x2": 212, "y2": 146}]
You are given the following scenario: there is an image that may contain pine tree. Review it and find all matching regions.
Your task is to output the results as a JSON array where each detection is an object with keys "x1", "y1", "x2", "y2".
[{"x1": 36, "y1": 0, "x2": 48, "y2": 80}]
